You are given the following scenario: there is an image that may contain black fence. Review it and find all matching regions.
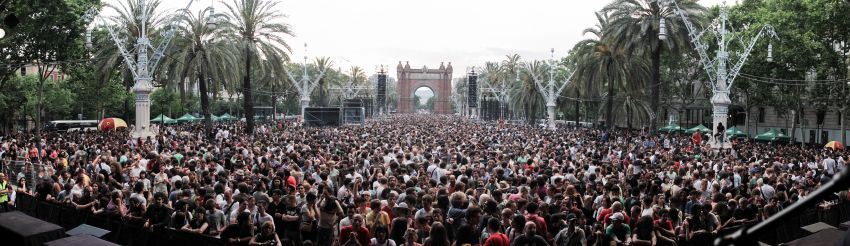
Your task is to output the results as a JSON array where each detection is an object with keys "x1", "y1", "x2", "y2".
[
  {"x1": 14, "y1": 193, "x2": 224, "y2": 246},
  {"x1": 10, "y1": 188, "x2": 850, "y2": 245},
  {"x1": 739, "y1": 201, "x2": 850, "y2": 245}
]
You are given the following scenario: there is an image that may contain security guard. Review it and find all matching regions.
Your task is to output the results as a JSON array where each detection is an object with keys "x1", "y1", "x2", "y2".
[{"x1": 0, "y1": 173, "x2": 10, "y2": 212}]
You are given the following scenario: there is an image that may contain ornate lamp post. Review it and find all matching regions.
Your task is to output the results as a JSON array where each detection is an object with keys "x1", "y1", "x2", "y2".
[
  {"x1": 527, "y1": 48, "x2": 574, "y2": 130},
  {"x1": 661, "y1": 1, "x2": 777, "y2": 148},
  {"x1": 283, "y1": 43, "x2": 329, "y2": 119},
  {"x1": 83, "y1": 0, "x2": 198, "y2": 138}
]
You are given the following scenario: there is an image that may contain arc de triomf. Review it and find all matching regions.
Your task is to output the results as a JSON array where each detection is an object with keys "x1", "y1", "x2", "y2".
[{"x1": 395, "y1": 61, "x2": 453, "y2": 114}]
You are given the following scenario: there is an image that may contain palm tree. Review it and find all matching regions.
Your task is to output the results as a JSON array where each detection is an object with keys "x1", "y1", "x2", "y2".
[
  {"x1": 604, "y1": 0, "x2": 706, "y2": 131},
  {"x1": 312, "y1": 57, "x2": 334, "y2": 106},
  {"x1": 311, "y1": 57, "x2": 335, "y2": 106},
  {"x1": 222, "y1": 0, "x2": 294, "y2": 133},
  {"x1": 512, "y1": 60, "x2": 547, "y2": 124},
  {"x1": 162, "y1": 7, "x2": 236, "y2": 139},
  {"x1": 93, "y1": 0, "x2": 166, "y2": 121},
  {"x1": 573, "y1": 12, "x2": 625, "y2": 129},
  {"x1": 501, "y1": 54, "x2": 522, "y2": 119}
]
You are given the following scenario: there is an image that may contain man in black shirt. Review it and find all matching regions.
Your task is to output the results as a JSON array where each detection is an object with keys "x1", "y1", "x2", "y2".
[
  {"x1": 144, "y1": 192, "x2": 172, "y2": 232},
  {"x1": 267, "y1": 189, "x2": 286, "y2": 236},
  {"x1": 281, "y1": 194, "x2": 302, "y2": 246},
  {"x1": 222, "y1": 211, "x2": 254, "y2": 246},
  {"x1": 512, "y1": 221, "x2": 549, "y2": 246}
]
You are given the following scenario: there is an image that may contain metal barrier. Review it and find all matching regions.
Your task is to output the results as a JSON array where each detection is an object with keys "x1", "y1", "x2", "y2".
[{"x1": 2, "y1": 159, "x2": 50, "y2": 189}]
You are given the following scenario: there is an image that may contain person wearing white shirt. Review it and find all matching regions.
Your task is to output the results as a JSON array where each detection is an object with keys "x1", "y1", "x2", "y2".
[{"x1": 824, "y1": 155, "x2": 837, "y2": 176}]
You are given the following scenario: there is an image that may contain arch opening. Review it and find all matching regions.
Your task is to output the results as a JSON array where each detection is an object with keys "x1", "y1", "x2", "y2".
[{"x1": 413, "y1": 86, "x2": 436, "y2": 113}]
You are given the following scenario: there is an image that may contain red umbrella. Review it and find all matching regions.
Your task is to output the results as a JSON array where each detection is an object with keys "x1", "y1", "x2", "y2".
[
  {"x1": 825, "y1": 141, "x2": 844, "y2": 150},
  {"x1": 98, "y1": 118, "x2": 128, "y2": 131}
]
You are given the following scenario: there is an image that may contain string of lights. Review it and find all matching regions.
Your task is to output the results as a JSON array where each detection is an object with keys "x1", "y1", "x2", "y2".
[
  {"x1": 739, "y1": 72, "x2": 850, "y2": 83},
  {"x1": 739, "y1": 74, "x2": 850, "y2": 86},
  {"x1": 0, "y1": 57, "x2": 109, "y2": 69}
]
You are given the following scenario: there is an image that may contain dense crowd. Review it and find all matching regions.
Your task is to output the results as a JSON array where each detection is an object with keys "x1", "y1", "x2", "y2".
[{"x1": 0, "y1": 115, "x2": 847, "y2": 246}]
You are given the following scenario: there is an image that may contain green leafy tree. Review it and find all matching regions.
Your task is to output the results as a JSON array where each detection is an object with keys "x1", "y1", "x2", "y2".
[
  {"x1": 222, "y1": 0, "x2": 294, "y2": 133},
  {"x1": 91, "y1": 0, "x2": 166, "y2": 121},
  {"x1": 512, "y1": 60, "x2": 546, "y2": 124},
  {"x1": 0, "y1": 77, "x2": 29, "y2": 132},
  {"x1": 604, "y1": 0, "x2": 707, "y2": 131},
  {"x1": 164, "y1": 7, "x2": 236, "y2": 138},
  {"x1": 1, "y1": 0, "x2": 98, "y2": 133}
]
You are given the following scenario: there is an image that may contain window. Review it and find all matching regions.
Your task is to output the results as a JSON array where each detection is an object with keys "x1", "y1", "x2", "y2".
[
  {"x1": 758, "y1": 107, "x2": 766, "y2": 123},
  {"x1": 20, "y1": 67, "x2": 26, "y2": 76}
]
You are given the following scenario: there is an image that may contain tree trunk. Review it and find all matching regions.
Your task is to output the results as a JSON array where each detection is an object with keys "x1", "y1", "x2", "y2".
[
  {"x1": 243, "y1": 42, "x2": 255, "y2": 133},
  {"x1": 178, "y1": 53, "x2": 196, "y2": 106},
  {"x1": 843, "y1": 107, "x2": 847, "y2": 145},
  {"x1": 271, "y1": 85, "x2": 277, "y2": 121},
  {"x1": 790, "y1": 109, "x2": 798, "y2": 143},
  {"x1": 574, "y1": 90, "x2": 580, "y2": 128},
  {"x1": 123, "y1": 71, "x2": 132, "y2": 123},
  {"x1": 649, "y1": 44, "x2": 662, "y2": 134},
  {"x1": 36, "y1": 80, "x2": 44, "y2": 135},
  {"x1": 319, "y1": 78, "x2": 326, "y2": 107},
  {"x1": 198, "y1": 52, "x2": 212, "y2": 140},
  {"x1": 606, "y1": 78, "x2": 615, "y2": 130}
]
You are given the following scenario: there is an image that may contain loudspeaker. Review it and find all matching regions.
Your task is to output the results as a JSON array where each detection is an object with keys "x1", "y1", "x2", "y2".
[
  {"x1": 468, "y1": 74, "x2": 478, "y2": 107},
  {"x1": 66, "y1": 224, "x2": 110, "y2": 238},
  {"x1": 304, "y1": 107, "x2": 341, "y2": 127},
  {"x1": 376, "y1": 74, "x2": 387, "y2": 109}
]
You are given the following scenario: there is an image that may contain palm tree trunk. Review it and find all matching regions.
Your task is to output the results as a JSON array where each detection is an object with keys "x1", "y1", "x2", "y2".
[
  {"x1": 650, "y1": 44, "x2": 662, "y2": 134},
  {"x1": 319, "y1": 79, "x2": 326, "y2": 107},
  {"x1": 123, "y1": 71, "x2": 133, "y2": 123},
  {"x1": 606, "y1": 80, "x2": 615, "y2": 130},
  {"x1": 199, "y1": 52, "x2": 213, "y2": 140},
  {"x1": 178, "y1": 52, "x2": 198, "y2": 107},
  {"x1": 574, "y1": 90, "x2": 580, "y2": 128},
  {"x1": 244, "y1": 42, "x2": 255, "y2": 133}
]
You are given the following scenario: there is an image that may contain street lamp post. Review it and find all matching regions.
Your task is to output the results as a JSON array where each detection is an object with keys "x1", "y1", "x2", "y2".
[
  {"x1": 83, "y1": 0, "x2": 196, "y2": 138},
  {"x1": 662, "y1": 1, "x2": 777, "y2": 149}
]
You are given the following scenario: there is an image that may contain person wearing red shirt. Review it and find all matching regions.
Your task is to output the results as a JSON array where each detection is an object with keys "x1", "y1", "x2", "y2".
[
  {"x1": 340, "y1": 214, "x2": 370, "y2": 246},
  {"x1": 524, "y1": 202, "x2": 548, "y2": 240},
  {"x1": 598, "y1": 201, "x2": 631, "y2": 227},
  {"x1": 483, "y1": 217, "x2": 509, "y2": 246},
  {"x1": 692, "y1": 129, "x2": 702, "y2": 145}
]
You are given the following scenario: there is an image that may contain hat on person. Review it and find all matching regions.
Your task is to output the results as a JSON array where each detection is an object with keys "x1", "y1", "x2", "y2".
[
  {"x1": 567, "y1": 213, "x2": 578, "y2": 222},
  {"x1": 287, "y1": 176, "x2": 297, "y2": 189},
  {"x1": 396, "y1": 202, "x2": 410, "y2": 211},
  {"x1": 611, "y1": 212, "x2": 624, "y2": 222}
]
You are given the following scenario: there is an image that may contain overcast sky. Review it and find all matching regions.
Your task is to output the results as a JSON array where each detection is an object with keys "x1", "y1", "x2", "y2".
[{"x1": 108, "y1": 0, "x2": 728, "y2": 81}]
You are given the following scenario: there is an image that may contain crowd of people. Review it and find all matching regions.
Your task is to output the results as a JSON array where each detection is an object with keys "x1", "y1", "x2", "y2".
[{"x1": 0, "y1": 114, "x2": 847, "y2": 246}]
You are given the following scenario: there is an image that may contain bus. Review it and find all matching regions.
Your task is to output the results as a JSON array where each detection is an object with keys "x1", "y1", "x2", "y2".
[{"x1": 44, "y1": 120, "x2": 99, "y2": 132}]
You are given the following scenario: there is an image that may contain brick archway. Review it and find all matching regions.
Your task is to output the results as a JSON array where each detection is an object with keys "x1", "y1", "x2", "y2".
[{"x1": 396, "y1": 61, "x2": 453, "y2": 114}]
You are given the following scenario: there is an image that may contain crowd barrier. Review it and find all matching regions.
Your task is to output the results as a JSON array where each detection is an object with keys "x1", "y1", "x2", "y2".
[
  {"x1": 7, "y1": 172, "x2": 850, "y2": 245},
  {"x1": 14, "y1": 193, "x2": 225, "y2": 246},
  {"x1": 726, "y1": 201, "x2": 850, "y2": 245}
]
